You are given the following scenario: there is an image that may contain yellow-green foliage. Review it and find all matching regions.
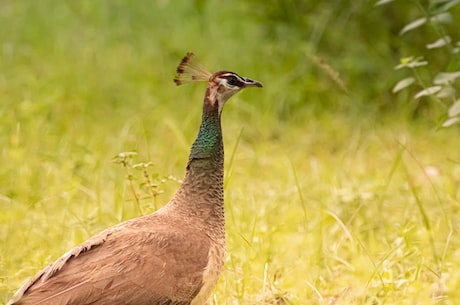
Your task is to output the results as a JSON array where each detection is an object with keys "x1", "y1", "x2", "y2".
[{"x1": 1, "y1": 1, "x2": 459, "y2": 305}]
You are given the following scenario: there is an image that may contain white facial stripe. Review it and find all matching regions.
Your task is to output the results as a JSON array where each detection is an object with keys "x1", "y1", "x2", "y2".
[
  {"x1": 219, "y1": 72, "x2": 241, "y2": 79},
  {"x1": 218, "y1": 73, "x2": 246, "y2": 88}
]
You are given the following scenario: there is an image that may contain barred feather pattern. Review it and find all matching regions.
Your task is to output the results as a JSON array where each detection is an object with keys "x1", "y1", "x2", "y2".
[{"x1": 174, "y1": 52, "x2": 212, "y2": 85}]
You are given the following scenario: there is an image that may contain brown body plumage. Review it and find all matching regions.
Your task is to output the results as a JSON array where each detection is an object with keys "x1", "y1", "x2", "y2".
[{"x1": 7, "y1": 53, "x2": 262, "y2": 305}]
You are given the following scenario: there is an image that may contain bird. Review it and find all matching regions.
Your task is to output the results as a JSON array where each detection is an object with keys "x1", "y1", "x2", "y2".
[{"x1": 7, "y1": 52, "x2": 263, "y2": 305}]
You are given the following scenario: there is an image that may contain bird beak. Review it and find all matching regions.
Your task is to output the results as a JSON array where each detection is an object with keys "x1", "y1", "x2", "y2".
[{"x1": 242, "y1": 77, "x2": 263, "y2": 88}]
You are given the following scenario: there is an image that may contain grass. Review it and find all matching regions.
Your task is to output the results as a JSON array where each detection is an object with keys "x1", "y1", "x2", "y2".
[
  {"x1": 219, "y1": 116, "x2": 459, "y2": 304},
  {"x1": 1, "y1": 1, "x2": 460, "y2": 304}
]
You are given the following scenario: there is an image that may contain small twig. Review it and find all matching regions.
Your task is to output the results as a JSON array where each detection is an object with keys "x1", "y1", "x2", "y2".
[{"x1": 113, "y1": 152, "x2": 142, "y2": 214}]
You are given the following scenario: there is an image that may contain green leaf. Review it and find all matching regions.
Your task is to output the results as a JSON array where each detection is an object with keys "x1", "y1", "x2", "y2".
[
  {"x1": 414, "y1": 86, "x2": 442, "y2": 99},
  {"x1": 436, "y1": 86, "x2": 456, "y2": 99},
  {"x1": 400, "y1": 17, "x2": 427, "y2": 35},
  {"x1": 435, "y1": 0, "x2": 460, "y2": 12},
  {"x1": 399, "y1": 56, "x2": 415, "y2": 65},
  {"x1": 448, "y1": 100, "x2": 460, "y2": 117},
  {"x1": 442, "y1": 116, "x2": 460, "y2": 127},
  {"x1": 394, "y1": 57, "x2": 428, "y2": 69},
  {"x1": 392, "y1": 77, "x2": 415, "y2": 93},
  {"x1": 426, "y1": 36, "x2": 451, "y2": 49},
  {"x1": 433, "y1": 71, "x2": 460, "y2": 84},
  {"x1": 431, "y1": 12, "x2": 452, "y2": 23},
  {"x1": 375, "y1": 0, "x2": 394, "y2": 6}
]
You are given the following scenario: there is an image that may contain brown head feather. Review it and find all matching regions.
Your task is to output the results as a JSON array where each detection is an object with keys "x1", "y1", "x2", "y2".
[{"x1": 174, "y1": 52, "x2": 212, "y2": 86}]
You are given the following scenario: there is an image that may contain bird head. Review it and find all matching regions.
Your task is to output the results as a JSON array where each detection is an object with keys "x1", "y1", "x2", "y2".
[
  {"x1": 210, "y1": 71, "x2": 263, "y2": 104},
  {"x1": 174, "y1": 52, "x2": 262, "y2": 114}
]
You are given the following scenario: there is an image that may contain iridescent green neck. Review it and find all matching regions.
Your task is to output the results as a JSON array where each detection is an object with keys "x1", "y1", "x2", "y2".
[
  {"x1": 172, "y1": 98, "x2": 225, "y2": 224},
  {"x1": 187, "y1": 104, "x2": 223, "y2": 167}
]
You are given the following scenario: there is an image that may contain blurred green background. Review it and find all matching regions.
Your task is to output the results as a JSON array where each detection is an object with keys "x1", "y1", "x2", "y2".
[{"x1": 1, "y1": 1, "x2": 459, "y2": 304}]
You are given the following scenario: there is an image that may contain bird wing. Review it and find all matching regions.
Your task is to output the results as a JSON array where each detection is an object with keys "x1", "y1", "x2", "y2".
[
  {"x1": 9, "y1": 215, "x2": 211, "y2": 305},
  {"x1": 7, "y1": 232, "x2": 107, "y2": 305}
]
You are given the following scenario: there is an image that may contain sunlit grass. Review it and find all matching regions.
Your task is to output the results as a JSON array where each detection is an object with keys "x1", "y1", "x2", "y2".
[
  {"x1": 1, "y1": 2, "x2": 460, "y2": 305},
  {"x1": 218, "y1": 116, "x2": 459, "y2": 304},
  {"x1": 4, "y1": 112, "x2": 458, "y2": 305}
]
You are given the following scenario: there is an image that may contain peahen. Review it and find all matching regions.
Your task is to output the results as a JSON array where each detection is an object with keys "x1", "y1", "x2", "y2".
[{"x1": 7, "y1": 52, "x2": 262, "y2": 305}]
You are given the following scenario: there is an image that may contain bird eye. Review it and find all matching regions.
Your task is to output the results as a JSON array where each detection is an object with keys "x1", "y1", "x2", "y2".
[{"x1": 227, "y1": 76, "x2": 239, "y2": 86}]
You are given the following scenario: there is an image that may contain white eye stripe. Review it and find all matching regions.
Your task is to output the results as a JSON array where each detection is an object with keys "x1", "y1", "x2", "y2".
[
  {"x1": 220, "y1": 72, "x2": 238, "y2": 78},
  {"x1": 219, "y1": 75, "x2": 245, "y2": 87},
  {"x1": 220, "y1": 73, "x2": 244, "y2": 81}
]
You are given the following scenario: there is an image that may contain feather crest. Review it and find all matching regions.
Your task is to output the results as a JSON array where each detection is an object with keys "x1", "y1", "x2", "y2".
[{"x1": 174, "y1": 52, "x2": 212, "y2": 86}]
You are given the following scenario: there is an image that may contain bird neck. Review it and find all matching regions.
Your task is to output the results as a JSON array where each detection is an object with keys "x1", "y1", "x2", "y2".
[
  {"x1": 188, "y1": 106, "x2": 223, "y2": 165},
  {"x1": 188, "y1": 87, "x2": 224, "y2": 168},
  {"x1": 167, "y1": 89, "x2": 225, "y2": 227}
]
